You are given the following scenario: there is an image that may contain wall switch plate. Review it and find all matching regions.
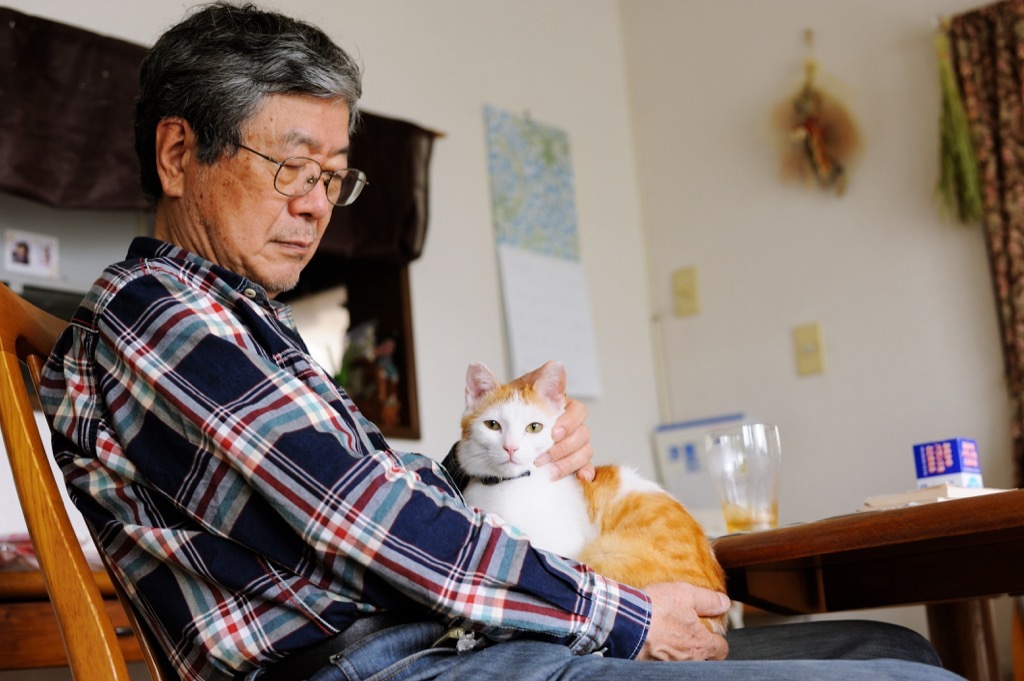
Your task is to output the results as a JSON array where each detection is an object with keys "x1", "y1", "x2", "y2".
[
  {"x1": 793, "y1": 322, "x2": 826, "y2": 376},
  {"x1": 673, "y1": 267, "x2": 700, "y2": 316}
]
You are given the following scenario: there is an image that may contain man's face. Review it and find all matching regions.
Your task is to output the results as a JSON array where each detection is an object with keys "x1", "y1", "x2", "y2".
[{"x1": 171, "y1": 94, "x2": 351, "y2": 296}]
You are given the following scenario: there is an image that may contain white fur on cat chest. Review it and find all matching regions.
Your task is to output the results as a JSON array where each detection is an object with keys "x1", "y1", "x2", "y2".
[{"x1": 464, "y1": 468, "x2": 595, "y2": 559}]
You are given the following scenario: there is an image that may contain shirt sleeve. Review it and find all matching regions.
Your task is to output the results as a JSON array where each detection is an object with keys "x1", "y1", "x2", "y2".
[{"x1": 89, "y1": 273, "x2": 651, "y2": 659}]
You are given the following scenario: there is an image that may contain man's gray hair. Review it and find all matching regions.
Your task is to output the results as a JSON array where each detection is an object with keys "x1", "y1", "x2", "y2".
[{"x1": 134, "y1": 2, "x2": 363, "y2": 202}]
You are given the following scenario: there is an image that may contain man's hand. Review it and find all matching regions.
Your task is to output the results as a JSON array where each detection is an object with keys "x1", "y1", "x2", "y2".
[
  {"x1": 638, "y1": 582, "x2": 730, "y2": 662},
  {"x1": 536, "y1": 397, "x2": 595, "y2": 482}
]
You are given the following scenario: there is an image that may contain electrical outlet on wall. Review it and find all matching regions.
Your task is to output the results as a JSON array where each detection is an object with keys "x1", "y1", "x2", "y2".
[
  {"x1": 672, "y1": 267, "x2": 700, "y2": 316},
  {"x1": 793, "y1": 322, "x2": 826, "y2": 376}
]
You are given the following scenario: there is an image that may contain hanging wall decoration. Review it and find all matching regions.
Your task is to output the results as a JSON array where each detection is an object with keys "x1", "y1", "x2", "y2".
[
  {"x1": 934, "y1": 26, "x2": 982, "y2": 224},
  {"x1": 774, "y1": 30, "x2": 861, "y2": 196}
]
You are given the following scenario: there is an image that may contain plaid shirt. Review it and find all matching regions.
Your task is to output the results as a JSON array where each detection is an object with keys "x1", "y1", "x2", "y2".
[{"x1": 39, "y1": 237, "x2": 650, "y2": 681}]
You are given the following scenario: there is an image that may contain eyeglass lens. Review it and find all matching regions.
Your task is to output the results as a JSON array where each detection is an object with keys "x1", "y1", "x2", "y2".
[{"x1": 274, "y1": 159, "x2": 367, "y2": 206}]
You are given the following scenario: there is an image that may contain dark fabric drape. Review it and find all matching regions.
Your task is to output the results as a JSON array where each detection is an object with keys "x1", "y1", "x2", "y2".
[
  {"x1": 319, "y1": 113, "x2": 436, "y2": 264},
  {"x1": 949, "y1": 0, "x2": 1024, "y2": 487},
  {"x1": 0, "y1": 7, "x2": 148, "y2": 209},
  {"x1": 0, "y1": 6, "x2": 435, "y2": 268}
]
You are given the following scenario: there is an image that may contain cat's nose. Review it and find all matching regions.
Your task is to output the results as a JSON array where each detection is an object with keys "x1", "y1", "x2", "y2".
[{"x1": 503, "y1": 445, "x2": 518, "y2": 460}]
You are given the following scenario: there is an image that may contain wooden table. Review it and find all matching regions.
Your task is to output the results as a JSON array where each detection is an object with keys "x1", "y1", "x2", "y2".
[
  {"x1": 712, "y1": 489, "x2": 1024, "y2": 681},
  {"x1": 0, "y1": 568, "x2": 143, "y2": 669}
]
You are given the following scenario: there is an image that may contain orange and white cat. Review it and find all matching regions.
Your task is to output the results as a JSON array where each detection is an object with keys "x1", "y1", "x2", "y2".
[{"x1": 457, "y1": 361, "x2": 728, "y2": 634}]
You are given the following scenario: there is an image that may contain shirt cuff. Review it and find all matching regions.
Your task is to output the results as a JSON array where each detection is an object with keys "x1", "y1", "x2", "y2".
[{"x1": 576, "y1": 574, "x2": 651, "y2": 659}]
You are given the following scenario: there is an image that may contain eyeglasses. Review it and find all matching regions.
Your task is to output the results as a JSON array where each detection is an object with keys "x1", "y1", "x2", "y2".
[{"x1": 237, "y1": 144, "x2": 368, "y2": 207}]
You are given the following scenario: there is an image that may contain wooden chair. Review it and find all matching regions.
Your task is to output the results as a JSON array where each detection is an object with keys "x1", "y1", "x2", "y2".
[
  {"x1": 0, "y1": 282, "x2": 177, "y2": 680},
  {"x1": 95, "y1": 537, "x2": 180, "y2": 681}
]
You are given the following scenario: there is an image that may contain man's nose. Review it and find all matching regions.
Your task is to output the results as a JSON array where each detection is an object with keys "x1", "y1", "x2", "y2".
[{"x1": 291, "y1": 176, "x2": 334, "y2": 219}]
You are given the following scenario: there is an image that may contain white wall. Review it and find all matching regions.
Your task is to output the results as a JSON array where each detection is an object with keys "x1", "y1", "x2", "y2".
[{"x1": 620, "y1": 0, "x2": 1016, "y2": 673}]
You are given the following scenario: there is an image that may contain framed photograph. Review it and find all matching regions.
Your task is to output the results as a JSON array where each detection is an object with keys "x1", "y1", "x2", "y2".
[{"x1": 3, "y1": 229, "x2": 60, "y2": 279}]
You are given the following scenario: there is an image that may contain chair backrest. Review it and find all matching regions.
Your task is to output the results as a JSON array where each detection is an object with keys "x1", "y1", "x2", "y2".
[
  {"x1": 0, "y1": 282, "x2": 176, "y2": 681},
  {"x1": 94, "y1": 530, "x2": 180, "y2": 681}
]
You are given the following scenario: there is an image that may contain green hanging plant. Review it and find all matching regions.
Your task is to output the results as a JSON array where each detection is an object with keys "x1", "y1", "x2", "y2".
[{"x1": 936, "y1": 30, "x2": 982, "y2": 224}]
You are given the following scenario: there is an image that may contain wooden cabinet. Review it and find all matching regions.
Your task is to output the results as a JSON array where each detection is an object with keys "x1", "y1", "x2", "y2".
[{"x1": 0, "y1": 570, "x2": 144, "y2": 670}]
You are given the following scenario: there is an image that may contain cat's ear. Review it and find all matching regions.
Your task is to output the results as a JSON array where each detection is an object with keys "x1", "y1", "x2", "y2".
[
  {"x1": 465, "y1": 362, "x2": 500, "y2": 408},
  {"x1": 532, "y1": 361, "x2": 567, "y2": 411}
]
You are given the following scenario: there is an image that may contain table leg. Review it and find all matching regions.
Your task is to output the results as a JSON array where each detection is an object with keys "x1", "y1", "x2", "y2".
[{"x1": 926, "y1": 598, "x2": 999, "y2": 681}]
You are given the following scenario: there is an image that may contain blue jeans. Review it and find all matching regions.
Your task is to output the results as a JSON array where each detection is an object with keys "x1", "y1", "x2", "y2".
[{"x1": 299, "y1": 619, "x2": 965, "y2": 681}]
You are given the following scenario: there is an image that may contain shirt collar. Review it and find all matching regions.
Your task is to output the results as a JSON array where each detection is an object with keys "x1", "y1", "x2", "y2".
[{"x1": 126, "y1": 236, "x2": 276, "y2": 308}]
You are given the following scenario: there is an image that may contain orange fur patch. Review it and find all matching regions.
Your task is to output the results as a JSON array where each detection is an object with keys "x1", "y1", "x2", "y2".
[{"x1": 579, "y1": 466, "x2": 728, "y2": 634}]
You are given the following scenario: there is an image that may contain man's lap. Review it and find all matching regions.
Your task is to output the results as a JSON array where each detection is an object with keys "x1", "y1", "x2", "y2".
[
  {"x1": 293, "y1": 619, "x2": 963, "y2": 681},
  {"x1": 726, "y1": 619, "x2": 944, "y2": 664}
]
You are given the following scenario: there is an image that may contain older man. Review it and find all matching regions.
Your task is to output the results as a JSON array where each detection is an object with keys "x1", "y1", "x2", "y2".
[{"x1": 40, "y1": 3, "x2": 960, "y2": 681}]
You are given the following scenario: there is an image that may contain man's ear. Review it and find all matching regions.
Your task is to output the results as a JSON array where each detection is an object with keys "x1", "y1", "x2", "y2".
[{"x1": 154, "y1": 117, "x2": 194, "y2": 199}]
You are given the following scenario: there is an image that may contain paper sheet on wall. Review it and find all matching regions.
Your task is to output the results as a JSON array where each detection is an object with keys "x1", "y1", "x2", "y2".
[
  {"x1": 496, "y1": 244, "x2": 602, "y2": 396},
  {"x1": 484, "y1": 105, "x2": 602, "y2": 397}
]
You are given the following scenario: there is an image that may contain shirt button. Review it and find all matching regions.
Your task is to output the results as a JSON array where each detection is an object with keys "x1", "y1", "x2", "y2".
[{"x1": 243, "y1": 288, "x2": 257, "y2": 299}]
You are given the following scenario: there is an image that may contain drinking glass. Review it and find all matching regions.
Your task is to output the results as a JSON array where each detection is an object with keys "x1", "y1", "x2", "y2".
[{"x1": 705, "y1": 423, "x2": 781, "y2": 532}]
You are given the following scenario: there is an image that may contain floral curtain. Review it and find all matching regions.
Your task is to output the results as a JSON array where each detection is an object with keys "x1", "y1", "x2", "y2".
[{"x1": 948, "y1": 0, "x2": 1024, "y2": 488}]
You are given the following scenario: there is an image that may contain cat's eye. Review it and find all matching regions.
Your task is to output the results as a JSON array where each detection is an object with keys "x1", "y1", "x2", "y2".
[
  {"x1": 484, "y1": 420, "x2": 502, "y2": 431},
  {"x1": 526, "y1": 422, "x2": 543, "y2": 434}
]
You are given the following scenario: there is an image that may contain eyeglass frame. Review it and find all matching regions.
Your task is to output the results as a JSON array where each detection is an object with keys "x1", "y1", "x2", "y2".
[{"x1": 236, "y1": 143, "x2": 369, "y2": 207}]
